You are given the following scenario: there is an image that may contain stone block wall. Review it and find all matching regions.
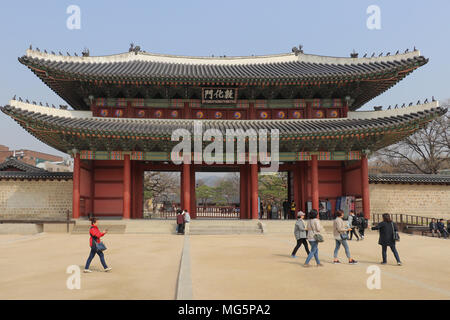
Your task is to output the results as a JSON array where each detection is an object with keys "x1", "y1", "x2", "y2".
[
  {"x1": 0, "y1": 180, "x2": 72, "y2": 219},
  {"x1": 370, "y1": 184, "x2": 450, "y2": 220}
]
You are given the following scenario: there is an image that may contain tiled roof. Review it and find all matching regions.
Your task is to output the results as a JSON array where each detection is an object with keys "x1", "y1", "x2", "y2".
[
  {"x1": 1, "y1": 101, "x2": 444, "y2": 137},
  {"x1": 19, "y1": 49, "x2": 427, "y2": 82},
  {"x1": 0, "y1": 101, "x2": 446, "y2": 154},
  {"x1": 0, "y1": 171, "x2": 72, "y2": 180},
  {"x1": 18, "y1": 48, "x2": 428, "y2": 110},
  {"x1": 0, "y1": 157, "x2": 45, "y2": 172},
  {"x1": 369, "y1": 174, "x2": 450, "y2": 185}
]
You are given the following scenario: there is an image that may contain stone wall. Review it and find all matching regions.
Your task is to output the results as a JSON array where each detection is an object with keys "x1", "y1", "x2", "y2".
[
  {"x1": 0, "y1": 180, "x2": 72, "y2": 219},
  {"x1": 0, "y1": 179, "x2": 449, "y2": 221},
  {"x1": 370, "y1": 183, "x2": 450, "y2": 220}
]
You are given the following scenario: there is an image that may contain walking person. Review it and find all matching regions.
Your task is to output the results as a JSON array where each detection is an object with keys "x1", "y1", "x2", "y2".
[
  {"x1": 183, "y1": 210, "x2": 191, "y2": 235},
  {"x1": 348, "y1": 211, "x2": 360, "y2": 241},
  {"x1": 371, "y1": 213, "x2": 402, "y2": 266},
  {"x1": 291, "y1": 211, "x2": 310, "y2": 258},
  {"x1": 358, "y1": 213, "x2": 367, "y2": 240},
  {"x1": 333, "y1": 210, "x2": 358, "y2": 264},
  {"x1": 303, "y1": 209, "x2": 324, "y2": 267},
  {"x1": 176, "y1": 209, "x2": 185, "y2": 234},
  {"x1": 84, "y1": 218, "x2": 111, "y2": 273}
]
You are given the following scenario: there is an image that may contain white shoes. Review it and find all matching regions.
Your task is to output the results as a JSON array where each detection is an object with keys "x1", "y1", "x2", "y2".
[
  {"x1": 104, "y1": 267, "x2": 112, "y2": 272},
  {"x1": 83, "y1": 269, "x2": 92, "y2": 273}
]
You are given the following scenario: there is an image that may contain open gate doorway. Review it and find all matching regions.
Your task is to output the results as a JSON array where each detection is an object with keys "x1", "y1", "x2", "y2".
[{"x1": 143, "y1": 171, "x2": 180, "y2": 219}]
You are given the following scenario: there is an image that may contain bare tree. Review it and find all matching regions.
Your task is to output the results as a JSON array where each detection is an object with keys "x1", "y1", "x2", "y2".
[{"x1": 374, "y1": 100, "x2": 449, "y2": 174}]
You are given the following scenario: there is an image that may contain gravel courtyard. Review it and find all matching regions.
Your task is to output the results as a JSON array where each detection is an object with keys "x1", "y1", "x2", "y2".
[{"x1": 0, "y1": 230, "x2": 449, "y2": 300}]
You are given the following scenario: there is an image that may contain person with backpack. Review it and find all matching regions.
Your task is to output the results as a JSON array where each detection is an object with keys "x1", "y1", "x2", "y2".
[
  {"x1": 333, "y1": 210, "x2": 358, "y2": 264},
  {"x1": 291, "y1": 211, "x2": 310, "y2": 258},
  {"x1": 84, "y1": 218, "x2": 111, "y2": 273},
  {"x1": 303, "y1": 209, "x2": 324, "y2": 267},
  {"x1": 348, "y1": 211, "x2": 360, "y2": 241},
  {"x1": 357, "y1": 213, "x2": 368, "y2": 240},
  {"x1": 371, "y1": 213, "x2": 402, "y2": 265}
]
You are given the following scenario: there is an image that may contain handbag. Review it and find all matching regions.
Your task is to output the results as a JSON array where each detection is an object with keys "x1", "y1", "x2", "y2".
[
  {"x1": 90, "y1": 226, "x2": 107, "y2": 251},
  {"x1": 314, "y1": 233, "x2": 324, "y2": 242},
  {"x1": 392, "y1": 222, "x2": 400, "y2": 242},
  {"x1": 95, "y1": 241, "x2": 107, "y2": 251},
  {"x1": 340, "y1": 232, "x2": 348, "y2": 240}
]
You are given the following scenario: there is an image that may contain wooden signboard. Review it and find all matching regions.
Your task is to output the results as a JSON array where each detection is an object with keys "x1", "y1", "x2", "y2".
[{"x1": 202, "y1": 88, "x2": 237, "y2": 104}]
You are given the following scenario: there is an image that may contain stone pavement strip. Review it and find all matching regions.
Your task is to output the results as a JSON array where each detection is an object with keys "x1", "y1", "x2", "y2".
[{"x1": 176, "y1": 235, "x2": 193, "y2": 300}]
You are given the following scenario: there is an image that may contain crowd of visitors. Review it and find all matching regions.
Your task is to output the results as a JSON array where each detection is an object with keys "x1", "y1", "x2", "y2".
[
  {"x1": 429, "y1": 218, "x2": 450, "y2": 239},
  {"x1": 290, "y1": 210, "x2": 401, "y2": 267}
]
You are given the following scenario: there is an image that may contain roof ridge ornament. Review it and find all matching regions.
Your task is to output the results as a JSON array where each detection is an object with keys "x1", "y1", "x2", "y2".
[
  {"x1": 350, "y1": 50, "x2": 358, "y2": 58},
  {"x1": 291, "y1": 44, "x2": 303, "y2": 56},
  {"x1": 82, "y1": 48, "x2": 89, "y2": 57},
  {"x1": 129, "y1": 43, "x2": 142, "y2": 55}
]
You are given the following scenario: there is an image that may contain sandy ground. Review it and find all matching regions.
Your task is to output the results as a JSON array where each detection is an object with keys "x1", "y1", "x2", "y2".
[
  {"x1": 0, "y1": 234, "x2": 184, "y2": 299},
  {"x1": 0, "y1": 231, "x2": 449, "y2": 300},
  {"x1": 190, "y1": 231, "x2": 450, "y2": 300}
]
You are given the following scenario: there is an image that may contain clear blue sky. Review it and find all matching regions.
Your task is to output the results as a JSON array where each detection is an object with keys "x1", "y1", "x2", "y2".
[{"x1": 0, "y1": 0, "x2": 449, "y2": 157}]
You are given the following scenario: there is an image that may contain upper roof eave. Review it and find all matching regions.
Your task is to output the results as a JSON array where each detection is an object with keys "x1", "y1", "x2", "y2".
[{"x1": 22, "y1": 48, "x2": 424, "y2": 66}]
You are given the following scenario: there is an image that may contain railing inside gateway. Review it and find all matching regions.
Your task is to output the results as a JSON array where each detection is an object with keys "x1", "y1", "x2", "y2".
[
  {"x1": 145, "y1": 206, "x2": 239, "y2": 219},
  {"x1": 196, "y1": 206, "x2": 239, "y2": 219},
  {"x1": 372, "y1": 213, "x2": 439, "y2": 227}
]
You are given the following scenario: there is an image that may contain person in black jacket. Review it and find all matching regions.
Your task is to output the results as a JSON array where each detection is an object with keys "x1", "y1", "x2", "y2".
[
  {"x1": 437, "y1": 219, "x2": 449, "y2": 239},
  {"x1": 371, "y1": 213, "x2": 402, "y2": 265}
]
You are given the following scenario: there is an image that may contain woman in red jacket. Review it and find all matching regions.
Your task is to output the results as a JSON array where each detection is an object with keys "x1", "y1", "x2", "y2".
[{"x1": 84, "y1": 218, "x2": 111, "y2": 273}]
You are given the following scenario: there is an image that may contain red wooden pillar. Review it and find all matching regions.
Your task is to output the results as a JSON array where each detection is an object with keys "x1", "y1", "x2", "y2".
[
  {"x1": 240, "y1": 166, "x2": 247, "y2": 219},
  {"x1": 311, "y1": 155, "x2": 319, "y2": 212},
  {"x1": 123, "y1": 154, "x2": 131, "y2": 219},
  {"x1": 293, "y1": 166, "x2": 300, "y2": 216},
  {"x1": 250, "y1": 163, "x2": 258, "y2": 219},
  {"x1": 246, "y1": 165, "x2": 252, "y2": 219},
  {"x1": 300, "y1": 162, "x2": 307, "y2": 213},
  {"x1": 89, "y1": 161, "x2": 95, "y2": 215},
  {"x1": 190, "y1": 165, "x2": 196, "y2": 218},
  {"x1": 182, "y1": 163, "x2": 191, "y2": 212},
  {"x1": 361, "y1": 154, "x2": 371, "y2": 219},
  {"x1": 72, "y1": 153, "x2": 81, "y2": 219}
]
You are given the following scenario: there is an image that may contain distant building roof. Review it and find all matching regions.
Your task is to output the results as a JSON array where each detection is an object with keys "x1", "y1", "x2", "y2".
[
  {"x1": 369, "y1": 174, "x2": 450, "y2": 185},
  {"x1": 0, "y1": 171, "x2": 72, "y2": 181},
  {"x1": 0, "y1": 157, "x2": 46, "y2": 172},
  {"x1": 0, "y1": 157, "x2": 72, "y2": 180}
]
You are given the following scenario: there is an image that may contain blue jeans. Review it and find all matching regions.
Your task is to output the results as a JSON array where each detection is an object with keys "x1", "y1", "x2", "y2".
[
  {"x1": 334, "y1": 239, "x2": 351, "y2": 259},
  {"x1": 305, "y1": 240, "x2": 320, "y2": 265},
  {"x1": 382, "y1": 244, "x2": 401, "y2": 263},
  {"x1": 85, "y1": 247, "x2": 108, "y2": 270}
]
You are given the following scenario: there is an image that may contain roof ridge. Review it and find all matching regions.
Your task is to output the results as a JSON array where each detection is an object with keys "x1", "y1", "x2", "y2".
[{"x1": 23, "y1": 48, "x2": 424, "y2": 66}]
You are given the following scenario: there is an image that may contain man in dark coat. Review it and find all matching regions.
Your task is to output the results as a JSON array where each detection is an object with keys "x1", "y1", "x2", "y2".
[
  {"x1": 429, "y1": 219, "x2": 439, "y2": 237},
  {"x1": 371, "y1": 213, "x2": 402, "y2": 265},
  {"x1": 437, "y1": 219, "x2": 449, "y2": 239}
]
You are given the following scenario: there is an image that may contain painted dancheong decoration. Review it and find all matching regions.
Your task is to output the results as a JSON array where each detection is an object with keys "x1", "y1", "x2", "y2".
[{"x1": 1, "y1": 45, "x2": 446, "y2": 220}]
